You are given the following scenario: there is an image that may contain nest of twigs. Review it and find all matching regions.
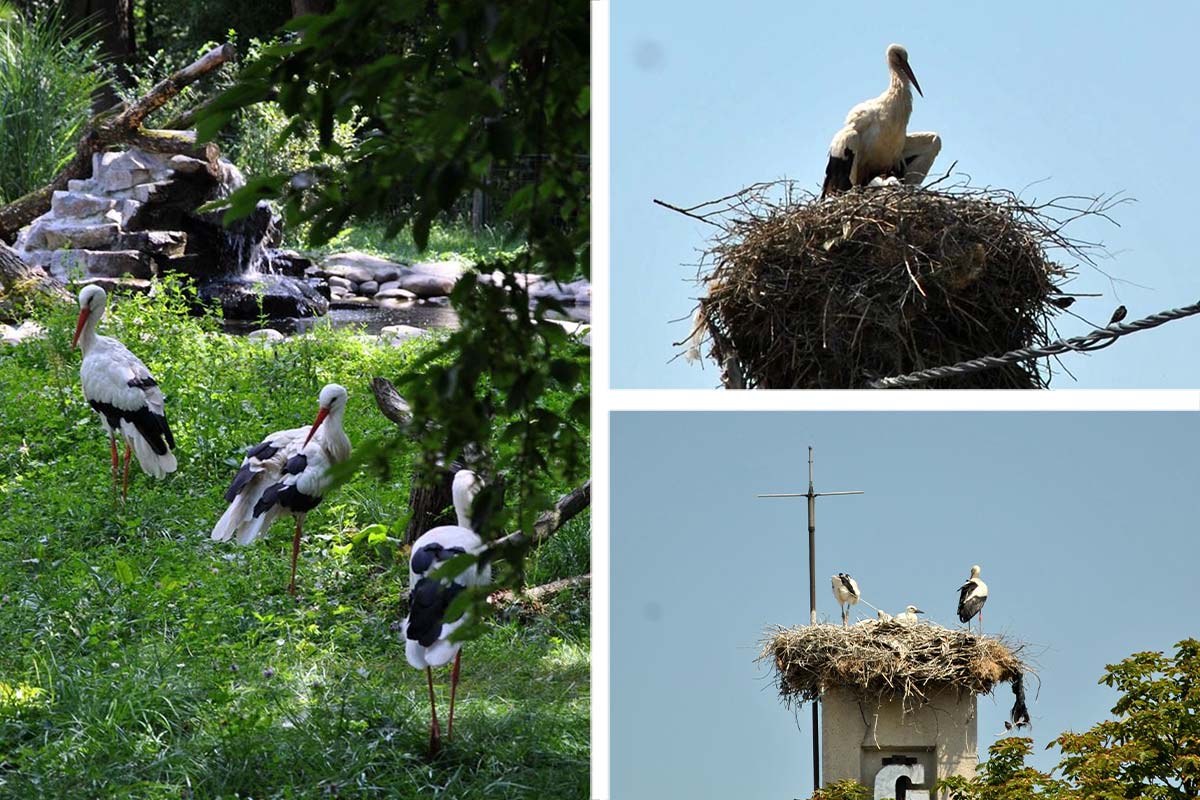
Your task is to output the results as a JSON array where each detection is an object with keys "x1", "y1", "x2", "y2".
[
  {"x1": 680, "y1": 181, "x2": 1119, "y2": 388},
  {"x1": 761, "y1": 621, "x2": 1029, "y2": 713}
]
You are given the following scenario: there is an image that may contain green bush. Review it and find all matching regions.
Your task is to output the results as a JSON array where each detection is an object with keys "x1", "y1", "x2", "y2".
[{"x1": 0, "y1": 5, "x2": 104, "y2": 203}]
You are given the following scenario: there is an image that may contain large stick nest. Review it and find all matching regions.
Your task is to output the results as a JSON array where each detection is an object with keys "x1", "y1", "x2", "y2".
[
  {"x1": 761, "y1": 621, "x2": 1030, "y2": 713},
  {"x1": 682, "y1": 181, "x2": 1121, "y2": 388}
]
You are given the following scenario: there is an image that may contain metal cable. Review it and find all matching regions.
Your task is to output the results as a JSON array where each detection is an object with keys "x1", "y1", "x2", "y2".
[{"x1": 869, "y1": 299, "x2": 1200, "y2": 389}]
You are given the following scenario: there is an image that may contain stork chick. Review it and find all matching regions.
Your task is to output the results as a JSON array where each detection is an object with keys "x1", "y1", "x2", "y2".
[
  {"x1": 822, "y1": 44, "x2": 941, "y2": 197},
  {"x1": 895, "y1": 605, "x2": 924, "y2": 624},
  {"x1": 831, "y1": 572, "x2": 861, "y2": 626}
]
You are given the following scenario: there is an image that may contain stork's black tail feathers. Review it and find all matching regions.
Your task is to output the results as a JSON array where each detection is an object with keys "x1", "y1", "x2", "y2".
[
  {"x1": 405, "y1": 577, "x2": 464, "y2": 647},
  {"x1": 1009, "y1": 673, "x2": 1031, "y2": 730}
]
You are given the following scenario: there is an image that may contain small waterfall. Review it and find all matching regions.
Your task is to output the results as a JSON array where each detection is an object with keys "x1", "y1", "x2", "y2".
[{"x1": 214, "y1": 160, "x2": 282, "y2": 276}]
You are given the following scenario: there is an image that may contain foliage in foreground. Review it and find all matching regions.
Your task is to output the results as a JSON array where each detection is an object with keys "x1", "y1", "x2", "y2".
[
  {"x1": 0, "y1": 5, "x2": 104, "y2": 204},
  {"x1": 0, "y1": 287, "x2": 589, "y2": 798},
  {"x1": 200, "y1": 0, "x2": 591, "y2": 598}
]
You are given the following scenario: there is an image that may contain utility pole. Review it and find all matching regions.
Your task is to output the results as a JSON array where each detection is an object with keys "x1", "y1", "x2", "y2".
[{"x1": 758, "y1": 446, "x2": 864, "y2": 795}]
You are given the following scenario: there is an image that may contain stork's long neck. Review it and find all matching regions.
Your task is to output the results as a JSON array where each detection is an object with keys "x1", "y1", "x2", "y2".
[
  {"x1": 885, "y1": 73, "x2": 914, "y2": 118},
  {"x1": 76, "y1": 311, "x2": 101, "y2": 354},
  {"x1": 317, "y1": 409, "x2": 351, "y2": 464}
]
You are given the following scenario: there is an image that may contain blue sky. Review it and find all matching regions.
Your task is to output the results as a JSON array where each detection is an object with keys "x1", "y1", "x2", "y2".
[
  {"x1": 611, "y1": 1, "x2": 1200, "y2": 389},
  {"x1": 610, "y1": 412, "x2": 1200, "y2": 799}
]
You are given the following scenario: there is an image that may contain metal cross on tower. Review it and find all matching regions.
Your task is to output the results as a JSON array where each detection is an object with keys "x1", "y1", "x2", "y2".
[{"x1": 757, "y1": 446, "x2": 864, "y2": 794}]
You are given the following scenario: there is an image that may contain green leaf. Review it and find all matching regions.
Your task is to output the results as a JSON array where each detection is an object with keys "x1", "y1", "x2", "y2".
[{"x1": 114, "y1": 559, "x2": 134, "y2": 586}]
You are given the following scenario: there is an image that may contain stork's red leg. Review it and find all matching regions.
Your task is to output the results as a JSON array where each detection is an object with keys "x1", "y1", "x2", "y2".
[
  {"x1": 288, "y1": 518, "x2": 302, "y2": 597},
  {"x1": 109, "y1": 435, "x2": 119, "y2": 489},
  {"x1": 121, "y1": 441, "x2": 132, "y2": 500},
  {"x1": 447, "y1": 650, "x2": 462, "y2": 740},
  {"x1": 427, "y1": 666, "x2": 442, "y2": 756}
]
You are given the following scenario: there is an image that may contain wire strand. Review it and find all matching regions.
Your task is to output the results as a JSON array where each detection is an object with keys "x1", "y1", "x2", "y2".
[{"x1": 869, "y1": 299, "x2": 1200, "y2": 389}]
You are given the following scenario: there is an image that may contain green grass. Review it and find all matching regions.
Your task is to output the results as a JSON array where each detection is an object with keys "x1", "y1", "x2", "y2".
[
  {"x1": 305, "y1": 219, "x2": 522, "y2": 266},
  {"x1": 0, "y1": 284, "x2": 589, "y2": 798}
]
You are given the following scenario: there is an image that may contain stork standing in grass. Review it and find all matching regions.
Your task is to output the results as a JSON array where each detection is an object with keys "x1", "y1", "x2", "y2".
[
  {"x1": 822, "y1": 44, "x2": 941, "y2": 198},
  {"x1": 957, "y1": 564, "x2": 988, "y2": 633},
  {"x1": 831, "y1": 572, "x2": 861, "y2": 626},
  {"x1": 402, "y1": 469, "x2": 493, "y2": 756},
  {"x1": 211, "y1": 384, "x2": 351, "y2": 596},
  {"x1": 73, "y1": 285, "x2": 177, "y2": 499}
]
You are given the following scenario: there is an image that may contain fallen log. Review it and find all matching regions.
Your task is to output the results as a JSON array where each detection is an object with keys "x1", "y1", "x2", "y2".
[
  {"x1": 0, "y1": 43, "x2": 236, "y2": 243},
  {"x1": 490, "y1": 574, "x2": 591, "y2": 617}
]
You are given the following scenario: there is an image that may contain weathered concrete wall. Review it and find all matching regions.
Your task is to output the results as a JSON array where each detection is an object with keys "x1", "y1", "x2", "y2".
[{"x1": 822, "y1": 685, "x2": 977, "y2": 798}]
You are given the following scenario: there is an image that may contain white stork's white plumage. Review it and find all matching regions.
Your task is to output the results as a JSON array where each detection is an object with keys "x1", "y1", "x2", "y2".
[
  {"x1": 957, "y1": 564, "x2": 988, "y2": 632},
  {"x1": 822, "y1": 44, "x2": 941, "y2": 198},
  {"x1": 895, "y1": 604, "x2": 924, "y2": 624},
  {"x1": 831, "y1": 572, "x2": 861, "y2": 626},
  {"x1": 73, "y1": 285, "x2": 177, "y2": 498},
  {"x1": 402, "y1": 469, "x2": 493, "y2": 755},
  {"x1": 211, "y1": 383, "x2": 351, "y2": 596}
]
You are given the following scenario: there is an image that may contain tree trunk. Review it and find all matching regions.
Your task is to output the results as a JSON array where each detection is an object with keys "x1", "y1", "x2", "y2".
[
  {"x1": 291, "y1": 0, "x2": 333, "y2": 16},
  {"x1": 67, "y1": 0, "x2": 136, "y2": 111},
  {"x1": 0, "y1": 240, "x2": 72, "y2": 320},
  {"x1": 0, "y1": 43, "x2": 235, "y2": 243}
]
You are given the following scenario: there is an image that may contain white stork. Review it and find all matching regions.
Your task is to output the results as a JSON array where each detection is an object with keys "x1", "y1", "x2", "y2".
[
  {"x1": 72, "y1": 285, "x2": 177, "y2": 499},
  {"x1": 821, "y1": 44, "x2": 941, "y2": 198},
  {"x1": 402, "y1": 469, "x2": 493, "y2": 755},
  {"x1": 957, "y1": 564, "x2": 988, "y2": 633},
  {"x1": 876, "y1": 609, "x2": 893, "y2": 622},
  {"x1": 211, "y1": 383, "x2": 352, "y2": 596},
  {"x1": 831, "y1": 572, "x2": 861, "y2": 626},
  {"x1": 895, "y1": 605, "x2": 924, "y2": 624}
]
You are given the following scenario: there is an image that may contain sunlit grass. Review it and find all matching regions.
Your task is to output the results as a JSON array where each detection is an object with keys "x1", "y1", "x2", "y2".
[{"x1": 0, "y1": 283, "x2": 589, "y2": 797}]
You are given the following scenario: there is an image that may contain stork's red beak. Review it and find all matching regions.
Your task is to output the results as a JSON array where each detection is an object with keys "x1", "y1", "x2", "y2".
[
  {"x1": 304, "y1": 406, "x2": 329, "y2": 446},
  {"x1": 72, "y1": 307, "x2": 90, "y2": 349},
  {"x1": 902, "y1": 61, "x2": 923, "y2": 97}
]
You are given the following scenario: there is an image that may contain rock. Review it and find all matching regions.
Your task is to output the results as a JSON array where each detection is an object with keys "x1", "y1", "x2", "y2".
[
  {"x1": 51, "y1": 191, "x2": 115, "y2": 218},
  {"x1": 327, "y1": 275, "x2": 354, "y2": 291},
  {"x1": 374, "y1": 287, "x2": 417, "y2": 301},
  {"x1": 379, "y1": 324, "x2": 428, "y2": 345},
  {"x1": 68, "y1": 276, "x2": 153, "y2": 295},
  {"x1": 34, "y1": 249, "x2": 153, "y2": 281},
  {"x1": 319, "y1": 251, "x2": 403, "y2": 283},
  {"x1": 358, "y1": 280, "x2": 379, "y2": 296},
  {"x1": 330, "y1": 296, "x2": 375, "y2": 309},
  {"x1": 0, "y1": 320, "x2": 46, "y2": 346},
  {"x1": 421, "y1": 296, "x2": 451, "y2": 307},
  {"x1": 116, "y1": 230, "x2": 186, "y2": 257},
  {"x1": 247, "y1": 328, "x2": 285, "y2": 344},
  {"x1": 167, "y1": 154, "x2": 210, "y2": 174},
  {"x1": 377, "y1": 279, "x2": 402, "y2": 293},
  {"x1": 263, "y1": 249, "x2": 313, "y2": 277},
  {"x1": 198, "y1": 275, "x2": 330, "y2": 320},
  {"x1": 39, "y1": 220, "x2": 122, "y2": 250},
  {"x1": 306, "y1": 277, "x2": 330, "y2": 300},
  {"x1": 397, "y1": 272, "x2": 455, "y2": 298},
  {"x1": 409, "y1": 259, "x2": 469, "y2": 280}
]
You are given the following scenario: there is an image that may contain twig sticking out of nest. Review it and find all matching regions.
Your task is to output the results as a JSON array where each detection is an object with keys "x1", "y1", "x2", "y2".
[
  {"x1": 760, "y1": 620, "x2": 1030, "y2": 714},
  {"x1": 680, "y1": 181, "x2": 1123, "y2": 389}
]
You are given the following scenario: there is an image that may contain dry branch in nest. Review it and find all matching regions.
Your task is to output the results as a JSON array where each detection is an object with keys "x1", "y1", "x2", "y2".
[
  {"x1": 678, "y1": 180, "x2": 1122, "y2": 389},
  {"x1": 760, "y1": 621, "x2": 1030, "y2": 715}
]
